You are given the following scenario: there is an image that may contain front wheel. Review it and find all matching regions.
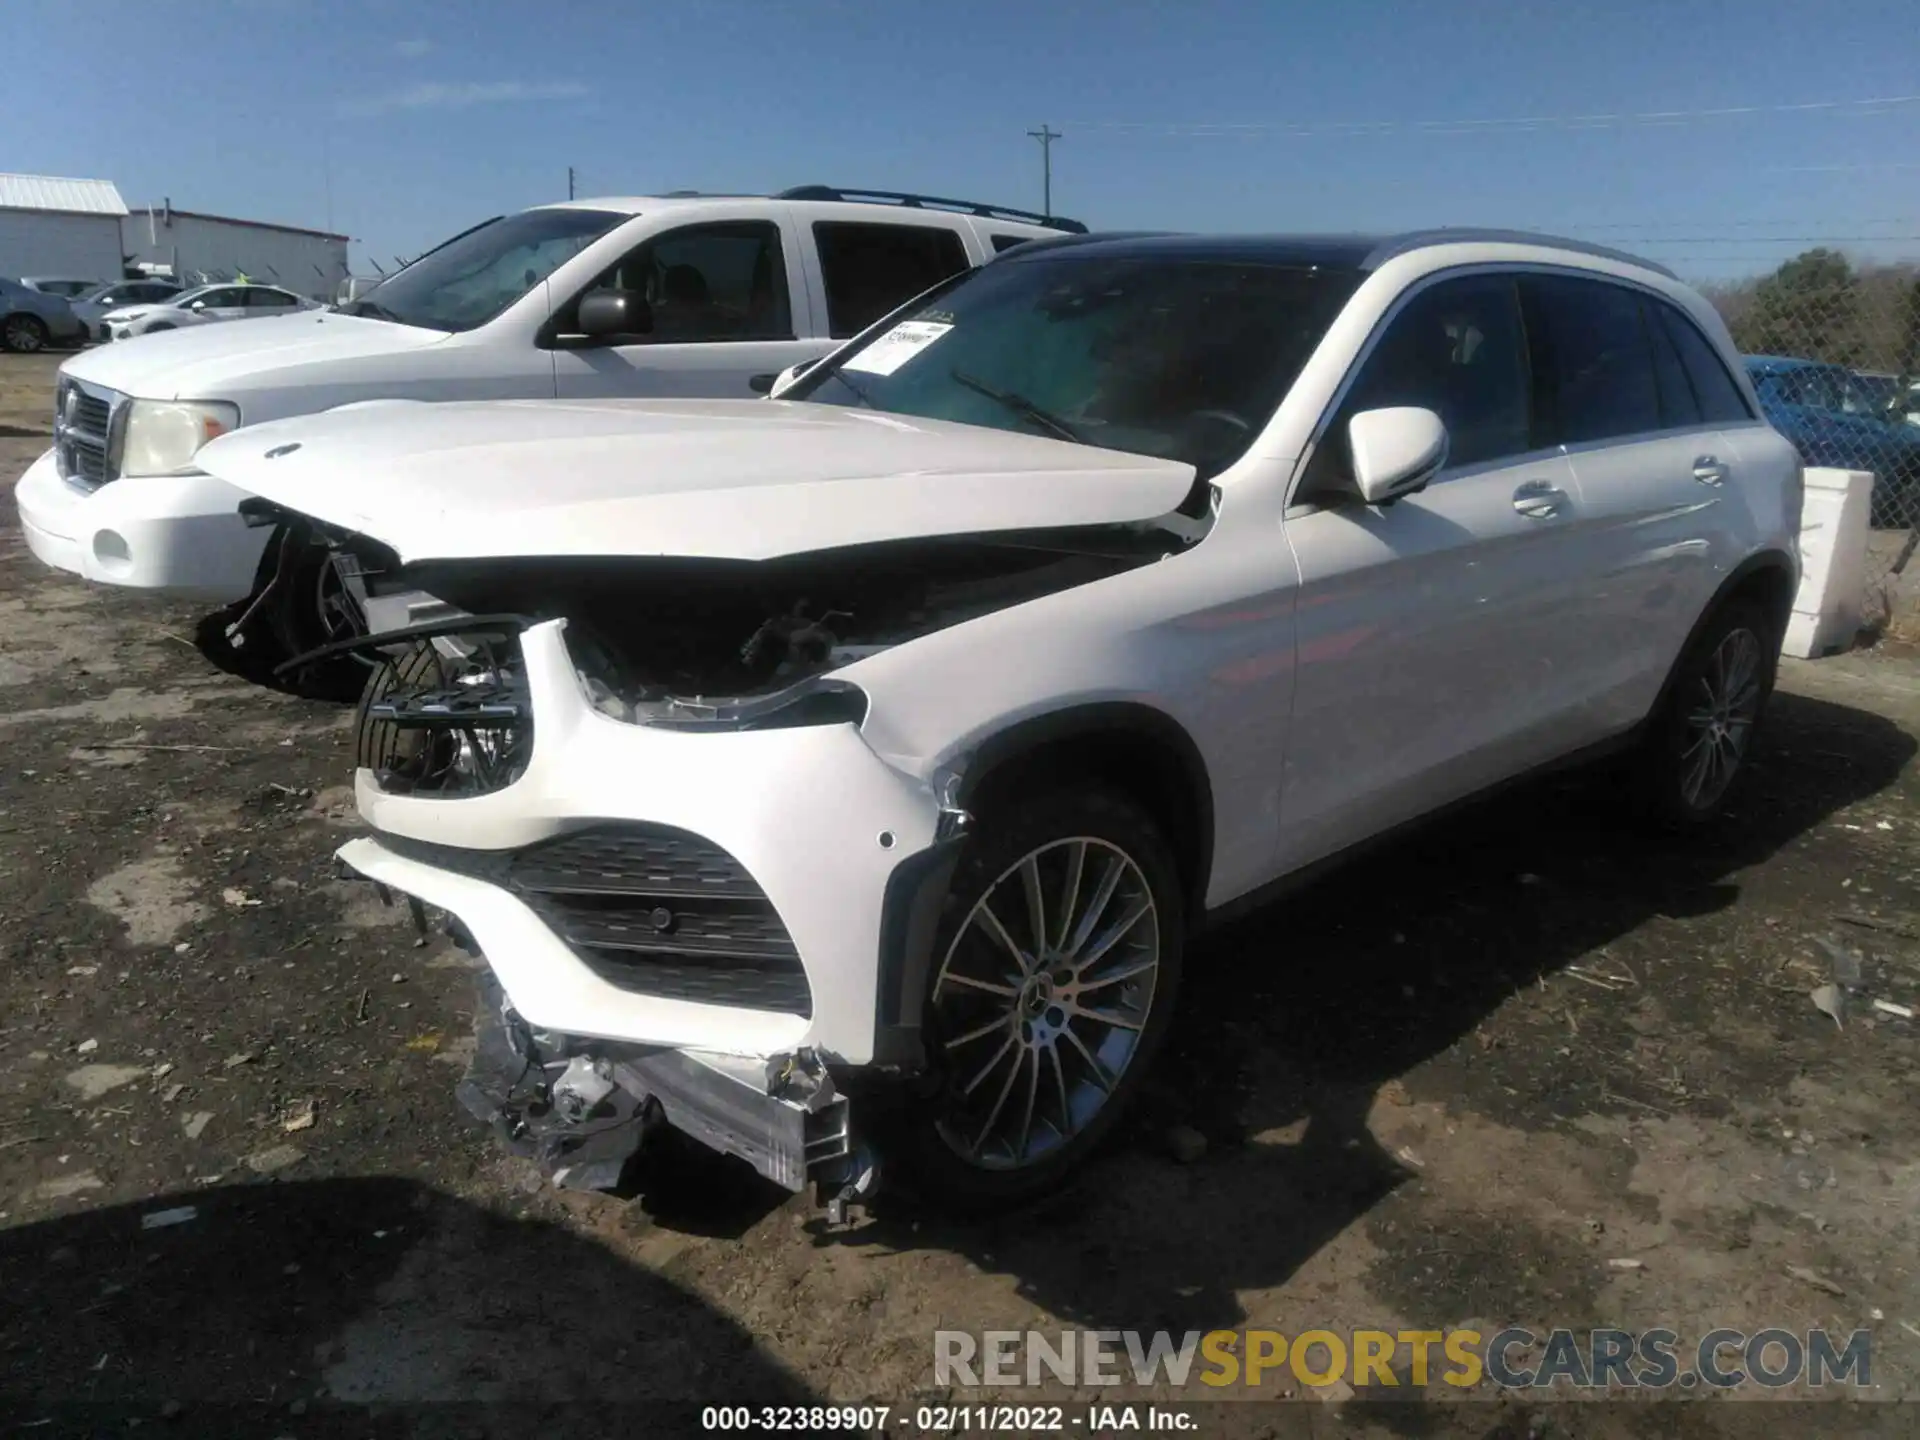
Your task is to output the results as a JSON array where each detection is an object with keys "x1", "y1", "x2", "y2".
[
  {"x1": 890, "y1": 787, "x2": 1184, "y2": 1210},
  {"x1": 1634, "y1": 598, "x2": 1777, "y2": 826}
]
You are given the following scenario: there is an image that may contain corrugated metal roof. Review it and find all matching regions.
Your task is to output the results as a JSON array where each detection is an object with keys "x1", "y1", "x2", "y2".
[{"x1": 0, "y1": 174, "x2": 129, "y2": 217}]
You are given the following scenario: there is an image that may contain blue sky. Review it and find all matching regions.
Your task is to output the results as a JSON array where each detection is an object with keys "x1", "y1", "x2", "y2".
[{"x1": 3, "y1": 0, "x2": 1917, "y2": 280}]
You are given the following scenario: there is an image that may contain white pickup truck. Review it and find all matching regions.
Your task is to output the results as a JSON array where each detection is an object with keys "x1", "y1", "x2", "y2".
[{"x1": 15, "y1": 186, "x2": 1078, "y2": 670}]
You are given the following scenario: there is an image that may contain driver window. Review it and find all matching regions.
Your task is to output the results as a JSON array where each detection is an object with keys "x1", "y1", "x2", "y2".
[
  {"x1": 1333, "y1": 274, "x2": 1532, "y2": 475},
  {"x1": 574, "y1": 222, "x2": 793, "y2": 343}
]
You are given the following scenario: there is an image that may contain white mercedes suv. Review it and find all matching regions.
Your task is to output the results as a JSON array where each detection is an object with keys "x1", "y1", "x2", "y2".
[{"x1": 194, "y1": 230, "x2": 1803, "y2": 1211}]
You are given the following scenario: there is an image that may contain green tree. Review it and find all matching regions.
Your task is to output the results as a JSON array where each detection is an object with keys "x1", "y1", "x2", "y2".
[{"x1": 1730, "y1": 248, "x2": 1863, "y2": 365}]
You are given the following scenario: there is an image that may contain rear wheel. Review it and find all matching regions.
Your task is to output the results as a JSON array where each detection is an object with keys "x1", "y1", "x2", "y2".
[
  {"x1": 3, "y1": 314, "x2": 47, "y2": 353},
  {"x1": 890, "y1": 787, "x2": 1184, "y2": 1210},
  {"x1": 1634, "y1": 598, "x2": 1777, "y2": 826}
]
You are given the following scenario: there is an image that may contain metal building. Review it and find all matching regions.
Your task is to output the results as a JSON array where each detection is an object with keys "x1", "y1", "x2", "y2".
[
  {"x1": 0, "y1": 174, "x2": 130, "y2": 284},
  {"x1": 122, "y1": 202, "x2": 350, "y2": 301}
]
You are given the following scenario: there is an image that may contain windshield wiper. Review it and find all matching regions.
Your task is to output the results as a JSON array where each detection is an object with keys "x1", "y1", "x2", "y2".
[
  {"x1": 949, "y1": 369, "x2": 1083, "y2": 444},
  {"x1": 349, "y1": 299, "x2": 405, "y2": 324}
]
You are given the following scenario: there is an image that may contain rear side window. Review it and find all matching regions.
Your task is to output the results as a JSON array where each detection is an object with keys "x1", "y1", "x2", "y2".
[
  {"x1": 813, "y1": 222, "x2": 970, "y2": 338},
  {"x1": 247, "y1": 288, "x2": 299, "y2": 308},
  {"x1": 991, "y1": 234, "x2": 1032, "y2": 254},
  {"x1": 1336, "y1": 273, "x2": 1532, "y2": 468},
  {"x1": 1643, "y1": 299, "x2": 1701, "y2": 428},
  {"x1": 1653, "y1": 306, "x2": 1753, "y2": 423},
  {"x1": 1523, "y1": 275, "x2": 1660, "y2": 445}
]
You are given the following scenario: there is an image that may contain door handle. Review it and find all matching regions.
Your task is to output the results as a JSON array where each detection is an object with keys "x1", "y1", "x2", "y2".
[
  {"x1": 1693, "y1": 455, "x2": 1728, "y2": 486},
  {"x1": 1512, "y1": 479, "x2": 1569, "y2": 519}
]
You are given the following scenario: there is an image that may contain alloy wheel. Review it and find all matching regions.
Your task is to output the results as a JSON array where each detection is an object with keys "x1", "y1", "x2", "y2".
[
  {"x1": 930, "y1": 837, "x2": 1161, "y2": 1171},
  {"x1": 1680, "y1": 626, "x2": 1763, "y2": 810}
]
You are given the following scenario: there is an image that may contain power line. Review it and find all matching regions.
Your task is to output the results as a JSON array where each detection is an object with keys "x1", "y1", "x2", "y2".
[
  {"x1": 1027, "y1": 125, "x2": 1060, "y2": 218},
  {"x1": 1059, "y1": 91, "x2": 1920, "y2": 139}
]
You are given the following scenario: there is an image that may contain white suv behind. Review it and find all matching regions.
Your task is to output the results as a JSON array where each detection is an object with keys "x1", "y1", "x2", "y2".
[
  {"x1": 14, "y1": 187, "x2": 1080, "y2": 668},
  {"x1": 196, "y1": 230, "x2": 1802, "y2": 1211}
]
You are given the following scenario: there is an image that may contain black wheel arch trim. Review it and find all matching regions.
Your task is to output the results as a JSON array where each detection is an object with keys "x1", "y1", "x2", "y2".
[
  {"x1": 1647, "y1": 549, "x2": 1796, "y2": 724},
  {"x1": 869, "y1": 701, "x2": 1215, "y2": 1070}
]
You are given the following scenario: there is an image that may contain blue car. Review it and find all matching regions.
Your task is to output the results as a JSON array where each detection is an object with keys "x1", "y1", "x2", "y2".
[{"x1": 1744, "y1": 355, "x2": 1920, "y2": 526}]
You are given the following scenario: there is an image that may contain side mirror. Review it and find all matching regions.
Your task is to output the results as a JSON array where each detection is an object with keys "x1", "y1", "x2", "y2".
[
  {"x1": 766, "y1": 357, "x2": 819, "y2": 398},
  {"x1": 577, "y1": 289, "x2": 652, "y2": 340},
  {"x1": 748, "y1": 373, "x2": 776, "y2": 395},
  {"x1": 189, "y1": 300, "x2": 207, "y2": 311},
  {"x1": 1347, "y1": 406, "x2": 1448, "y2": 505}
]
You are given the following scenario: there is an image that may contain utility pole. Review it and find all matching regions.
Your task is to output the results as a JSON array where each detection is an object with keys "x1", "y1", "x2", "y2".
[
  {"x1": 568, "y1": 166, "x2": 576, "y2": 201},
  {"x1": 1027, "y1": 125, "x2": 1060, "y2": 218}
]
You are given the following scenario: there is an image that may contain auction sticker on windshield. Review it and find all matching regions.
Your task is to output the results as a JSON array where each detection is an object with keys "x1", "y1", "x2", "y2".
[{"x1": 843, "y1": 320, "x2": 954, "y2": 377}]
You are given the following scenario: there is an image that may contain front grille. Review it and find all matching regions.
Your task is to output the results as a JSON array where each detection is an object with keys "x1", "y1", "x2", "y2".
[
  {"x1": 54, "y1": 379, "x2": 119, "y2": 488},
  {"x1": 382, "y1": 826, "x2": 813, "y2": 1016}
]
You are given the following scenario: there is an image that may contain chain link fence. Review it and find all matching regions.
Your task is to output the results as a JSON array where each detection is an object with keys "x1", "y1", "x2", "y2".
[{"x1": 1698, "y1": 251, "x2": 1920, "y2": 627}]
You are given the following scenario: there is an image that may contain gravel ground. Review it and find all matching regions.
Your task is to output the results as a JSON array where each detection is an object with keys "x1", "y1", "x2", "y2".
[{"x1": 1, "y1": 351, "x2": 1917, "y2": 1438}]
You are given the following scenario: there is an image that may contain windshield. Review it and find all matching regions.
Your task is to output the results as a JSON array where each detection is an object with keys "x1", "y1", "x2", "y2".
[
  {"x1": 792, "y1": 251, "x2": 1363, "y2": 477},
  {"x1": 342, "y1": 207, "x2": 626, "y2": 333}
]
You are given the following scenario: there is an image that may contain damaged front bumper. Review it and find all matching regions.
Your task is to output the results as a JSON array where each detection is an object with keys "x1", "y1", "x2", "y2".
[
  {"x1": 458, "y1": 972, "x2": 876, "y2": 1213},
  {"x1": 335, "y1": 615, "x2": 968, "y2": 1208}
]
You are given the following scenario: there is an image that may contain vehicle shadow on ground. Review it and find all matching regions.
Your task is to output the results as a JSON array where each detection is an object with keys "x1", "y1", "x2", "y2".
[
  {"x1": 0, "y1": 1177, "x2": 815, "y2": 1437},
  {"x1": 815, "y1": 689, "x2": 1916, "y2": 1332}
]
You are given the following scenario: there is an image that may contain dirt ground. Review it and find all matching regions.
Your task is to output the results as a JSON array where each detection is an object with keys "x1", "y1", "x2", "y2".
[{"x1": 1, "y1": 350, "x2": 1917, "y2": 1438}]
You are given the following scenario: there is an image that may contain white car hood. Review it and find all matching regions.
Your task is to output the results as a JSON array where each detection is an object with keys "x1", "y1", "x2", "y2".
[
  {"x1": 61, "y1": 313, "x2": 447, "y2": 400},
  {"x1": 196, "y1": 398, "x2": 1199, "y2": 564}
]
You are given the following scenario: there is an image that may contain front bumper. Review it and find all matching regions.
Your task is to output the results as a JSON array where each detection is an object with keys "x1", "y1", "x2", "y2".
[
  {"x1": 337, "y1": 617, "x2": 957, "y2": 1068},
  {"x1": 457, "y1": 972, "x2": 865, "y2": 1197},
  {"x1": 13, "y1": 446, "x2": 270, "y2": 600}
]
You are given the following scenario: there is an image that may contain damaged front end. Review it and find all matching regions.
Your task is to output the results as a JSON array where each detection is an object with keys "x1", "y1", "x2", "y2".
[{"x1": 458, "y1": 971, "x2": 877, "y2": 1218}]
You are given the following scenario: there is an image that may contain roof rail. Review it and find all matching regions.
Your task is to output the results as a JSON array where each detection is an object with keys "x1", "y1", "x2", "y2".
[
  {"x1": 1364, "y1": 228, "x2": 1679, "y2": 281},
  {"x1": 775, "y1": 186, "x2": 1088, "y2": 234}
]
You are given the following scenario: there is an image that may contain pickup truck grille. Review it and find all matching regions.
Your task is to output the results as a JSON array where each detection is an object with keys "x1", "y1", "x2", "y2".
[
  {"x1": 53, "y1": 379, "x2": 120, "y2": 489},
  {"x1": 379, "y1": 826, "x2": 813, "y2": 1017}
]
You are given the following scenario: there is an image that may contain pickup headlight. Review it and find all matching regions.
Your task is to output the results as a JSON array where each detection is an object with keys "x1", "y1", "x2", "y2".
[{"x1": 119, "y1": 399, "x2": 240, "y2": 478}]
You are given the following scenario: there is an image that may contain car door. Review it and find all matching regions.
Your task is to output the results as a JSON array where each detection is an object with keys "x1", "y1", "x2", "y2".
[
  {"x1": 187, "y1": 287, "x2": 250, "y2": 323},
  {"x1": 1518, "y1": 274, "x2": 1733, "y2": 734},
  {"x1": 549, "y1": 218, "x2": 820, "y2": 399},
  {"x1": 1275, "y1": 271, "x2": 1593, "y2": 872}
]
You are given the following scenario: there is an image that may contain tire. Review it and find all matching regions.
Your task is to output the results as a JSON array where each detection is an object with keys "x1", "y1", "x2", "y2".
[
  {"x1": 262, "y1": 528, "x2": 372, "y2": 701},
  {"x1": 887, "y1": 786, "x2": 1185, "y2": 1211},
  {"x1": 1633, "y1": 597, "x2": 1778, "y2": 827},
  {"x1": 3, "y1": 313, "x2": 48, "y2": 353}
]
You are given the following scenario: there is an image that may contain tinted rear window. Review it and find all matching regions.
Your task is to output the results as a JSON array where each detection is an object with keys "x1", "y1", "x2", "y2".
[
  {"x1": 1523, "y1": 275, "x2": 1661, "y2": 445},
  {"x1": 813, "y1": 222, "x2": 970, "y2": 338}
]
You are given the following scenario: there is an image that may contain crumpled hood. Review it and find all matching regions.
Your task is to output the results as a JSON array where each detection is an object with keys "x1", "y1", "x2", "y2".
[
  {"x1": 59, "y1": 313, "x2": 447, "y2": 401},
  {"x1": 196, "y1": 398, "x2": 1199, "y2": 563}
]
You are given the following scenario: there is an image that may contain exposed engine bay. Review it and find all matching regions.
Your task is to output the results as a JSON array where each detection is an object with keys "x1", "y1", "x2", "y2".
[{"x1": 246, "y1": 502, "x2": 1210, "y2": 797}]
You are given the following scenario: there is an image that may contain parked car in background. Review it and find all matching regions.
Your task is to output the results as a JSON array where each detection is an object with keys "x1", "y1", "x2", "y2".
[
  {"x1": 18, "y1": 276, "x2": 108, "y2": 299},
  {"x1": 103, "y1": 282, "x2": 319, "y2": 341},
  {"x1": 0, "y1": 277, "x2": 85, "y2": 353},
  {"x1": 15, "y1": 186, "x2": 1083, "y2": 676},
  {"x1": 71, "y1": 279, "x2": 184, "y2": 341},
  {"x1": 1744, "y1": 355, "x2": 1920, "y2": 526},
  {"x1": 194, "y1": 229, "x2": 1802, "y2": 1208}
]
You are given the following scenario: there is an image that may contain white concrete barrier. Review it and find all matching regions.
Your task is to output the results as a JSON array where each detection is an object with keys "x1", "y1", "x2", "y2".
[{"x1": 1783, "y1": 467, "x2": 1873, "y2": 658}]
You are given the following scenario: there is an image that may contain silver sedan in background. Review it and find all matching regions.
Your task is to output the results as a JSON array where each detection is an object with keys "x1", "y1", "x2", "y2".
[{"x1": 0, "y1": 278, "x2": 85, "y2": 353}]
